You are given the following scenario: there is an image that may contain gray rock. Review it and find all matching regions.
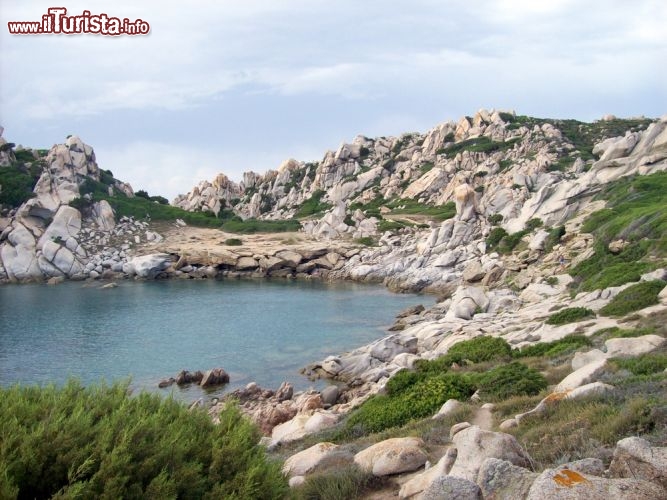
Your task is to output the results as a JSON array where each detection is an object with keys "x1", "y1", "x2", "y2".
[
  {"x1": 477, "y1": 458, "x2": 538, "y2": 500},
  {"x1": 422, "y1": 475, "x2": 481, "y2": 500},
  {"x1": 609, "y1": 436, "x2": 667, "y2": 489},
  {"x1": 320, "y1": 385, "x2": 339, "y2": 406},
  {"x1": 200, "y1": 368, "x2": 230, "y2": 387}
]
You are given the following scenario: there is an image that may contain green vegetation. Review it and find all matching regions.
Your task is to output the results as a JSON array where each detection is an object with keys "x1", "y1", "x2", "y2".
[
  {"x1": 476, "y1": 362, "x2": 548, "y2": 401},
  {"x1": 599, "y1": 280, "x2": 665, "y2": 316},
  {"x1": 12, "y1": 149, "x2": 35, "y2": 163},
  {"x1": 385, "y1": 199, "x2": 456, "y2": 221},
  {"x1": 135, "y1": 189, "x2": 169, "y2": 205},
  {"x1": 545, "y1": 307, "x2": 596, "y2": 325},
  {"x1": 350, "y1": 194, "x2": 386, "y2": 219},
  {"x1": 353, "y1": 237, "x2": 376, "y2": 247},
  {"x1": 485, "y1": 227, "x2": 528, "y2": 254},
  {"x1": 544, "y1": 225, "x2": 566, "y2": 252},
  {"x1": 0, "y1": 380, "x2": 287, "y2": 499},
  {"x1": 488, "y1": 213, "x2": 503, "y2": 225},
  {"x1": 0, "y1": 165, "x2": 39, "y2": 208},
  {"x1": 224, "y1": 238, "x2": 243, "y2": 246},
  {"x1": 221, "y1": 218, "x2": 301, "y2": 234},
  {"x1": 513, "y1": 335, "x2": 593, "y2": 358},
  {"x1": 569, "y1": 172, "x2": 667, "y2": 292},
  {"x1": 344, "y1": 372, "x2": 475, "y2": 434},
  {"x1": 436, "y1": 137, "x2": 520, "y2": 158},
  {"x1": 295, "y1": 190, "x2": 332, "y2": 218},
  {"x1": 611, "y1": 354, "x2": 667, "y2": 376},
  {"x1": 419, "y1": 161, "x2": 434, "y2": 174},
  {"x1": 340, "y1": 337, "x2": 549, "y2": 435},
  {"x1": 525, "y1": 218, "x2": 543, "y2": 231},
  {"x1": 377, "y1": 219, "x2": 410, "y2": 233},
  {"x1": 292, "y1": 465, "x2": 383, "y2": 500}
]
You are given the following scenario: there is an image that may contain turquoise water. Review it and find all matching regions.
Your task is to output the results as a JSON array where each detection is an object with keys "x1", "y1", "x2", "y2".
[{"x1": 0, "y1": 279, "x2": 428, "y2": 400}]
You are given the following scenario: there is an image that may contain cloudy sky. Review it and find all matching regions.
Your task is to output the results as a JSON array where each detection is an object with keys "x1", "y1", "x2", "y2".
[{"x1": 1, "y1": 1, "x2": 665, "y2": 199}]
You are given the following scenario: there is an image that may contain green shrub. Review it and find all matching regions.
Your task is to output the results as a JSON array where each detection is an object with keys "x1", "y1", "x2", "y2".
[
  {"x1": 0, "y1": 380, "x2": 287, "y2": 499},
  {"x1": 343, "y1": 214, "x2": 355, "y2": 226},
  {"x1": 525, "y1": 218, "x2": 543, "y2": 231},
  {"x1": 544, "y1": 226, "x2": 566, "y2": 252},
  {"x1": 417, "y1": 337, "x2": 512, "y2": 374},
  {"x1": 345, "y1": 373, "x2": 475, "y2": 434},
  {"x1": 513, "y1": 335, "x2": 593, "y2": 358},
  {"x1": 611, "y1": 354, "x2": 667, "y2": 376},
  {"x1": 486, "y1": 227, "x2": 508, "y2": 249},
  {"x1": 600, "y1": 280, "x2": 665, "y2": 316},
  {"x1": 438, "y1": 137, "x2": 519, "y2": 158},
  {"x1": 476, "y1": 362, "x2": 548, "y2": 401},
  {"x1": 295, "y1": 190, "x2": 332, "y2": 218},
  {"x1": 546, "y1": 307, "x2": 596, "y2": 325},
  {"x1": 13, "y1": 149, "x2": 35, "y2": 163},
  {"x1": 385, "y1": 199, "x2": 456, "y2": 221},
  {"x1": 419, "y1": 162, "x2": 434, "y2": 174},
  {"x1": 488, "y1": 213, "x2": 503, "y2": 225},
  {"x1": 293, "y1": 465, "x2": 382, "y2": 500},
  {"x1": 377, "y1": 219, "x2": 408, "y2": 232},
  {"x1": 221, "y1": 218, "x2": 301, "y2": 234},
  {"x1": 224, "y1": 238, "x2": 243, "y2": 246},
  {"x1": 0, "y1": 166, "x2": 38, "y2": 208},
  {"x1": 353, "y1": 237, "x2": 376, "y2": 247}
]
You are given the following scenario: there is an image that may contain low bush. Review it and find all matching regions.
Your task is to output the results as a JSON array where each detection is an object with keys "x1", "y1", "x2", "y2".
[
  {"x1": 513, "y1": 335, "x2": 593, "y2": 358},
  {"x1": 295, "y1": 190, "x2": 332, "y2": 218},
  {"x1": 0, "y1": 165, "x2": 38, "y2": 208},
  {"x1": 475, "y1": 362, "x2": 548, "y2": 401},
  {"x1": 221, "y1": 218, "x2": 301, "y2": 234},
  {"x1": 611, "y1": 354, "x2": 667, "y2": 376},
  {"x1": 545, "y1": 307, "x2": 595, "y2": 325},
  {"x1": 0, "y1": 380, "x2": 287, "y2": 499},
  {"x1": 416, "y1": 337, "x2": 512, "y2": 374},
  {"x1": 488, "y1": 213, "x2": 503, "y2": 225},
  {"x1": 292, "y1": 465, "x2": 383, "y2": 500},
  {"x1": 599, "y1": 280, "x2": 665, "y2": 316},
  {"x1": 353, "y1": 237, "x2": 376, "y2": 247},
  {"x1": 344, "y1": 373, "x2": 475, "y2": 434},
  {"x1": 224, "y1": 238, "x2": 243, "y2": 246}
]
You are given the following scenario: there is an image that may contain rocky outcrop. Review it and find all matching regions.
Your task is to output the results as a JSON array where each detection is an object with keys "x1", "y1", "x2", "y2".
[{"x1": 354, "y1": 437, "x2": 428, "y2": 476}]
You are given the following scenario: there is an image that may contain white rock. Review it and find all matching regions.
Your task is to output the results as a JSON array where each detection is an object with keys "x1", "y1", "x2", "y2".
[{"x1": 354, "y1": 437, "x2": 427, "y2": 476}]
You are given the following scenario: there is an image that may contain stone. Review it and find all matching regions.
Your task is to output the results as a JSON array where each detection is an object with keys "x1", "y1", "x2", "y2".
[
  {"x1": 91, "y1": 200, "x2": 116, "y2": 231},
  {"x1": 433, "y1": 399, "x2": 463, "y2": 419},
  {"x1": 369, "y1": 334, "x2": 417, "y2": 362},
  {"x1": 125, "y1": 253, "x2": 173, "y2": 278},
  {"x1": 450, "y1": 422, "x2": 472, "y2": 438},
  {"x1": 448, "y1": 426, "x2": 533, "y2": 482},
  {"x1": 462, "y1": 260, "x2": 485, "y2": 282},
  {"x1": 499, "y1": 418, "x2": 518, "y2": 431},
  {"x1": 283, "y1": 442, "x2": 349, "y2": 477},
  {"x1": 271, "y1": 414, "x2": 311, "y2": 445},
  {"x1": 200, "y1": 368, "x2": 229, "y2": 387},
  {"x1": 320, "y1": 385, "x2": 339, "y2": 406},
  {"x1": 354, "y1": 437, "x2": 428, "y2": 476},
  {"x1": 396, "y1": 304, "x2": 425, "y2": 318},
  {"x1": 571, "y1": 349, "x2": 607, "y2": 370},
  {"x1": 288, "y1": 476, "x2": 305, "y2": 488},
  {"x1": 554, "y1": 358, "x2": 608, "y2": 392},
  {"x1": 158, "y1": 378, "x2": 175, "y2": 388},
  {"x1": 236, "y1": 256, "x2": 258, "y2": 270},
  {"x1": 605, "y1": 335, "x2": 666, "y2": 358},
  {"x1": 275, "y1": 382, "x2": 293, "y2": 402},
  {"x1": 421, "y1": 475, "x2": 482, "y2": 500},
  {"x1": 526, "y1": 466, "x2": 665, "y2": 500},
  {"x1": 303, "y1": 411, "x2": 338, "y2": 434},
  {"x1": 399, "y1": 448, "x2": 458, "y2": 498},
  {"x1": 175, "y1": 370, "x2": 204, "y2": 385},
  {"x1": 477, "y1": 458, "x2": 539, "y2": 500},
  {"x1": 609, "y1": 436, "x2": 667, "y2": 489}
]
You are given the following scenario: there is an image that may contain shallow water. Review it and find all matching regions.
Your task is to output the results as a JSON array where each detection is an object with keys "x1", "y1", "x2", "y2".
[{"x1": 0, "y1": 279, "x2": 429, "y2": 401}]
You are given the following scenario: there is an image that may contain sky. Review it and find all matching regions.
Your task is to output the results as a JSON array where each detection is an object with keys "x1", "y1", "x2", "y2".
[{"x1": 1, "y1": 1, "x2": 665, "y2": 200}]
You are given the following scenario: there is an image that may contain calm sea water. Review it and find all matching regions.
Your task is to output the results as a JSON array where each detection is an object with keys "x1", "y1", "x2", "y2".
[{"x1": 0, "y1": 279, "x2": 428, "y2": 401}]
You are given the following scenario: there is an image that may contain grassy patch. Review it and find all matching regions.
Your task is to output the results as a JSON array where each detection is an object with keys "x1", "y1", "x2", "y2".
[
  {"x1": 437, "y1": 137, "x2": 519, "y2": 158},
  {"x1": 295, "y1": 190, "x2": 332, "y2": 218},
  {"x1": 513, "y1": 335, "x2": 593, "y2": 358},
  {"x1": 611, "y1": 354, "x2": 667, "y2": 376},
  {"x1": 546, "y1": 307, "x2": 596, "y2": 325},
  {"x1": 292, "y1": 465, "x2": 385, "y2": 500},
  {"x1": 599, "y1": 280, "x2": 665, "y2": 316},
  {"x1": 221, "y1": 218, "x2": 301, "y2": 234},
  {"x1": 0, "y1": 380, "x2": 287, "y2": 499},
  {"x1": 476, "y1": 362, "x2": 548, "y2": 401},
  {"x1": 354, "y1": 237, "x2": 376, "y2": 247},
  {"x1": 386, "y1": 200, "x2": 455, "y2": 221}
]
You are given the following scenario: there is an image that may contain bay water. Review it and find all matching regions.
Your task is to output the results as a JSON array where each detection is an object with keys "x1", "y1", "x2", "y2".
[{"x1": 0, "y1": 279, "x2": 429, "y2": 401}]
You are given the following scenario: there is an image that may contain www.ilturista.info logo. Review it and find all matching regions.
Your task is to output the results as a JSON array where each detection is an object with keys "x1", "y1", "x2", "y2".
[{"x1": 7, "y1": 7, "x2": 150, "y2": 36}]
